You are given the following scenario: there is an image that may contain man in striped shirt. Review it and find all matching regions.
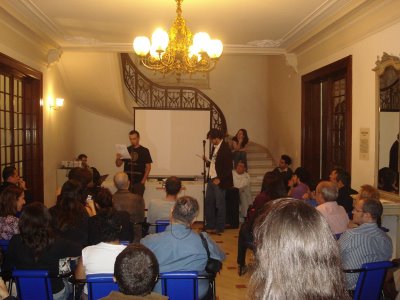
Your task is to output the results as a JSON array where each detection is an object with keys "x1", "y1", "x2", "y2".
[{"x1": 338, "y1": 197, "x2": 392, "y2": 290}]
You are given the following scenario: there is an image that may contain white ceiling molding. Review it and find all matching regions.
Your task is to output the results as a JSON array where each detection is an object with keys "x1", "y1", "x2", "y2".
[
  {"x1": 0, "y1": 0, "x2": 376, "y2": 56},
  {"x1": 285, "y1": 53, "x2": 298, "y2": 73}
]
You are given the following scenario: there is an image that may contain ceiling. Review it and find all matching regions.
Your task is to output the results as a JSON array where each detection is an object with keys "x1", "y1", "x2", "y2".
[{"x1": 1, "y1": 0, "x2": 365, "y2": 54}]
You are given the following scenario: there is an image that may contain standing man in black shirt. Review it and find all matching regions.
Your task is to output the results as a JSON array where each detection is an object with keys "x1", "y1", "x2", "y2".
[{"x1": 115, "y1": 130, "x2": 152, "y2": 196}]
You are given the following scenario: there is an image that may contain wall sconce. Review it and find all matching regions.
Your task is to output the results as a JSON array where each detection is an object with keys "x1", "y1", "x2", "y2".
[{"x1": 49, "y1": 98, "x2": 64, "y2": 110}]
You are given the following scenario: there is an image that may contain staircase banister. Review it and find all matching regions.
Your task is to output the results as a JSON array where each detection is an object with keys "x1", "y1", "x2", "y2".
[{"x1": 121, "y1": 53, "x2": 227, "y2": 135}]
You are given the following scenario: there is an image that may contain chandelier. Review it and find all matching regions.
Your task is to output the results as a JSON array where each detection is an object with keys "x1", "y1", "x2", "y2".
[{"x1": 133, "y1": 0, "x2": 223, "y2": 80}]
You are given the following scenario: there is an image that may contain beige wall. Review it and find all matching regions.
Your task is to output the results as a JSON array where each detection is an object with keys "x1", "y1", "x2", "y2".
[
  {"x1": 267, "y1": 19, "x2": 400, "y2": 189},
  {"x1": 71, "y1": 105, "x2": 132, "y2": 183},
  {"x1": 204, "y1": 54, "x2": 270, "y2": 147},
  {"x1": 266, "y1": 55, "x2": 301, "y2": 166},
  {"x1": 42, "y1": 66, "x2": 77, "y2": 207}
]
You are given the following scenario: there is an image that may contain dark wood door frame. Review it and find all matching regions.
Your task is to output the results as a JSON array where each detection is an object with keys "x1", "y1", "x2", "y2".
[{"x1": 301, "y1": 56, "x2": 352, "y2": 181}]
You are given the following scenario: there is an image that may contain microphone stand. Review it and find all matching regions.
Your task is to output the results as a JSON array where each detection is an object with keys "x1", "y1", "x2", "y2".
[{"x1": 202, "y1": 139, "x2": 207, "y2": 231}]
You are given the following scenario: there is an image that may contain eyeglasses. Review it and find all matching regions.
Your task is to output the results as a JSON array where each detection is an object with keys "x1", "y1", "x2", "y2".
[{"x1": 353, "y1": 208, "x2": 364, "y2": 213}]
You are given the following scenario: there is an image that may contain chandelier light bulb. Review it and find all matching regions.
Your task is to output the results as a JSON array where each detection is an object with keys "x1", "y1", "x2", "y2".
[
  {"x1": 149, "y1": 45, "x2": 160, "y2": 59},
  {"x1": 193, "y1": 32, "x2": 211, "y2": 52},
  {"x1": 133, "y1": 36, "x2": 151, "y2": 56},
  {"x1": 152, "y1": 28, "x2": 169, "y2": 52},
  {"x1": 206, "y1": 39, "x2": 223, "y2": 58},
  {"x1": 189, "y1": 45, "x2": 201, "y2": 61}
]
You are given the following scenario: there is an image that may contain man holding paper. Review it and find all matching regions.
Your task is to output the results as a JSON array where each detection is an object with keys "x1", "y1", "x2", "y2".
[{"x1": 115, "y1": 130, "x2": 152, "y2": 196}]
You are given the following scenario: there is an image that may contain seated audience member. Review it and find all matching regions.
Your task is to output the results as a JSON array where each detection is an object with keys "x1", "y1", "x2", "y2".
[
  {"x1": 67, "y1": 167, "x2": 93, "y2": 205},
  {"x1": 329, "y1": 168, "x2": 357, "y2": 215},
  {"x1": 113, "y1": 172, "x2": 145, "y2": 242},
  {"x1": 3, "y1": 202, "x2": 81, "y2": 300},
  {"x1": 141, "y1": 196, "x2": 225, "y2": 299},
  {"x1": 0, "y1": 166, "x2": 32, "y2": 204},
  {"x1": 378, "y1": 167, "x2": 398, "y2": 193},
  {"x1": 272, "y1": 154, "x2": 293, "y2": 191},
  {"x1": 249, "y1": 198, "x2": 349, "y2": 299},
  {"x1": 237, "y1": 172, "x2": 286, "y2": 275},
  {"x1": 231, "y1": 129, "x2": 249, "y2": 168},
  {"x1": 288, "y1": 167, "x2": 310, "y2": 200},
  {"x1": 50, "y1": 180, "x2": 90, "y2": 246},
  {"x1": 357, "y1": 184, "x2": 380, "y2": 200},
  {"x1": 0, "y1": 186, "x2": 25, "y2": 240},
  {"x1": 76, "y1": 154, "x2": 89, "y2": 169},
  {"x1": 147, "y1": 176, "x2": 181, "y2": 233},
  {"x1": 315, "y1": 181, "x2": 349, "y2": 235},
  {"x1": 88, "y1": 188, "x2": 133, "y2": 245},
  {"x1": 75, "y1": 209, "x2": 126, "y2": 297},
  {"x1": 102, "y1": 244, "x2": 167, "y2": 300},
  {"x1": 339, "y1": 198, "x2": 392, "y2": 290},
  {"x1": 232, "y1": 161, "x2": 252, "y2": 222}
]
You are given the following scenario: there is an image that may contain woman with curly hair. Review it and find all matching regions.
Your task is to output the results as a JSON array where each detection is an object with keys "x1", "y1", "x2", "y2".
[
  {"x1": 0, "y1": 185, "x2": 25, "y2": 240},
  {"x1": 3, "y1": 202, "x2": 81, "y2": 300}
]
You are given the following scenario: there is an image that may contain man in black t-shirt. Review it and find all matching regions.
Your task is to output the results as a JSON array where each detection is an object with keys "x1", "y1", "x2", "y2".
[{"x1": 115, "y1": 130, "x2": 152, "y2": 196}]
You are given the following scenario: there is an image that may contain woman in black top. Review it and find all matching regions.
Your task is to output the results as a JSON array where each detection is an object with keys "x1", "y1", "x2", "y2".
[
  {"x1": 88, "y1": 187, "x2": 133, "y2": 245},
  {"x1": 3, "y1": 202, "x2": 81, "y2": 300},
  {"x1": 50, "y1": 179, "x2": 89, "y2": 246}
]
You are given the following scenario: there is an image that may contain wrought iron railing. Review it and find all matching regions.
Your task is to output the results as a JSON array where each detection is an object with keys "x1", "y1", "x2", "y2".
[{"x1": 121, "y1": 53, "x2": 227, "y2": 134}]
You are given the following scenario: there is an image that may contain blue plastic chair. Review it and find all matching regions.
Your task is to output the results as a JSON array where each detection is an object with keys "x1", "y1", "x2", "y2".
[
  {"x1": 160, "y1": 271, "x2": 199, "y2": 300},
  {"x1": 345, "y1": 261, "x2": 393, "y2": 300},
  {"x1": 156, "y1": 220, "x2": 169, "y2": 233},
  {"x1": 86, "y1": 273, "x2": 119, "y2": 300},
  {"x1": 12, "y1": 269, "x2": 53, "y2": 300},
  {"x1": 0, "y1": 239, "x2": 9, "y2": 253}
]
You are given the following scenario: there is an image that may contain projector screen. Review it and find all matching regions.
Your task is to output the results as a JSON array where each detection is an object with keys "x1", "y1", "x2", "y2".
[{"x1": 134, "y1": 109, "x2": 211, "y2": 177}]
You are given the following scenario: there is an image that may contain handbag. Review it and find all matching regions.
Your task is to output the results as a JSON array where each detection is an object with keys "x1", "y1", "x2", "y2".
[{"x1": 199, "y1": 232, "x2": 222, "y2": 274}]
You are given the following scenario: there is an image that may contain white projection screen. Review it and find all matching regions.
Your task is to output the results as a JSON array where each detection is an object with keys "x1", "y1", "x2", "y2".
[{"x1": 134, "y1": 109, "x2": 211, "y2": 177}]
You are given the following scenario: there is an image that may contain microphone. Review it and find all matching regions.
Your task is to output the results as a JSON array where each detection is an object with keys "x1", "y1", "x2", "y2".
[{"x1": 203, "y1": 140, "x2": 206, "y2": 146}]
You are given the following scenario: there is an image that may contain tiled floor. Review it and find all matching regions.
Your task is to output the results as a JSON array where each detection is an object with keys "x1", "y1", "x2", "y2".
[{"x1": 193, "y1": 225, "x2": 251, "y2": 300}]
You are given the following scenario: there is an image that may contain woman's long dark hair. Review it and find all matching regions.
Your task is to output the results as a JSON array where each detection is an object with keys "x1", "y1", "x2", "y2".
[
  {"x1": 53, "y1": 179, "x2": 87, "y2": 230},
  {"x1": 19, "y1": 202, "x2": 54, "y2": 261},
  {"x1": 0, "y1": 185, "x2": 24, "y2": 216},
  {"x1": 232, "y1": 129, "x2": 249, "y2": 148},
  {"x1": 261, "y1": 172, "x2": 287, "y2": 199}
]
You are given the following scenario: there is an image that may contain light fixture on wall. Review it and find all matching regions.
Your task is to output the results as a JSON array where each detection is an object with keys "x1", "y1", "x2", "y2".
[
  {"x1": 49, "y1": 97, "x2": 64, "y2": 110},
  {"x1": 132, "y1": 0, "x2": 223, "y2": 80}
]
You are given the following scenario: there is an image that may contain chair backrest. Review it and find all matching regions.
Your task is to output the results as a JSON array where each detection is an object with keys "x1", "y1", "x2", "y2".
[
  {"x1": 156, "y1": 220, "x2": 169, "y2": 233},
  {"x1": 86, "y1": 273, "x2": 119, "y2": 300},
  {"x1": 160, "y1": 271, "x2": 198, "y2": 300},
  {"x1": 0, "y1": 239, "x2": 9, "y2": 253},
  {"x1": 12, "y1": 269, "x2": 53, "y2": 300},
  {"x1": 353, "y1": 261, "x2": 393, "y2": 300}
]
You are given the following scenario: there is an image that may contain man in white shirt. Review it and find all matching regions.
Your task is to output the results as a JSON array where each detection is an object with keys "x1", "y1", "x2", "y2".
[
  {"x1": 316, "y1": 181, "x2": 349, "y2": 235},
  {"x1": 232, "y1": 161, "x2": 252, "y2": 222}
]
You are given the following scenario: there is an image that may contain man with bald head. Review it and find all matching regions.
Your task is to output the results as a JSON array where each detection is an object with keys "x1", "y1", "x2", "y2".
[
  {"x1": 113, "y1": 172, "x2": 145, "y2": 242},
  {"x1": 315, "y1": 181, "x2": 349, "y2": 235}
]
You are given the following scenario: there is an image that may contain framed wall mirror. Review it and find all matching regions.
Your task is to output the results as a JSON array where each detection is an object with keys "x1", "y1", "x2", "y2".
[{"x1": 375, "y1": 53, "x2": 400, "y2": 197}]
